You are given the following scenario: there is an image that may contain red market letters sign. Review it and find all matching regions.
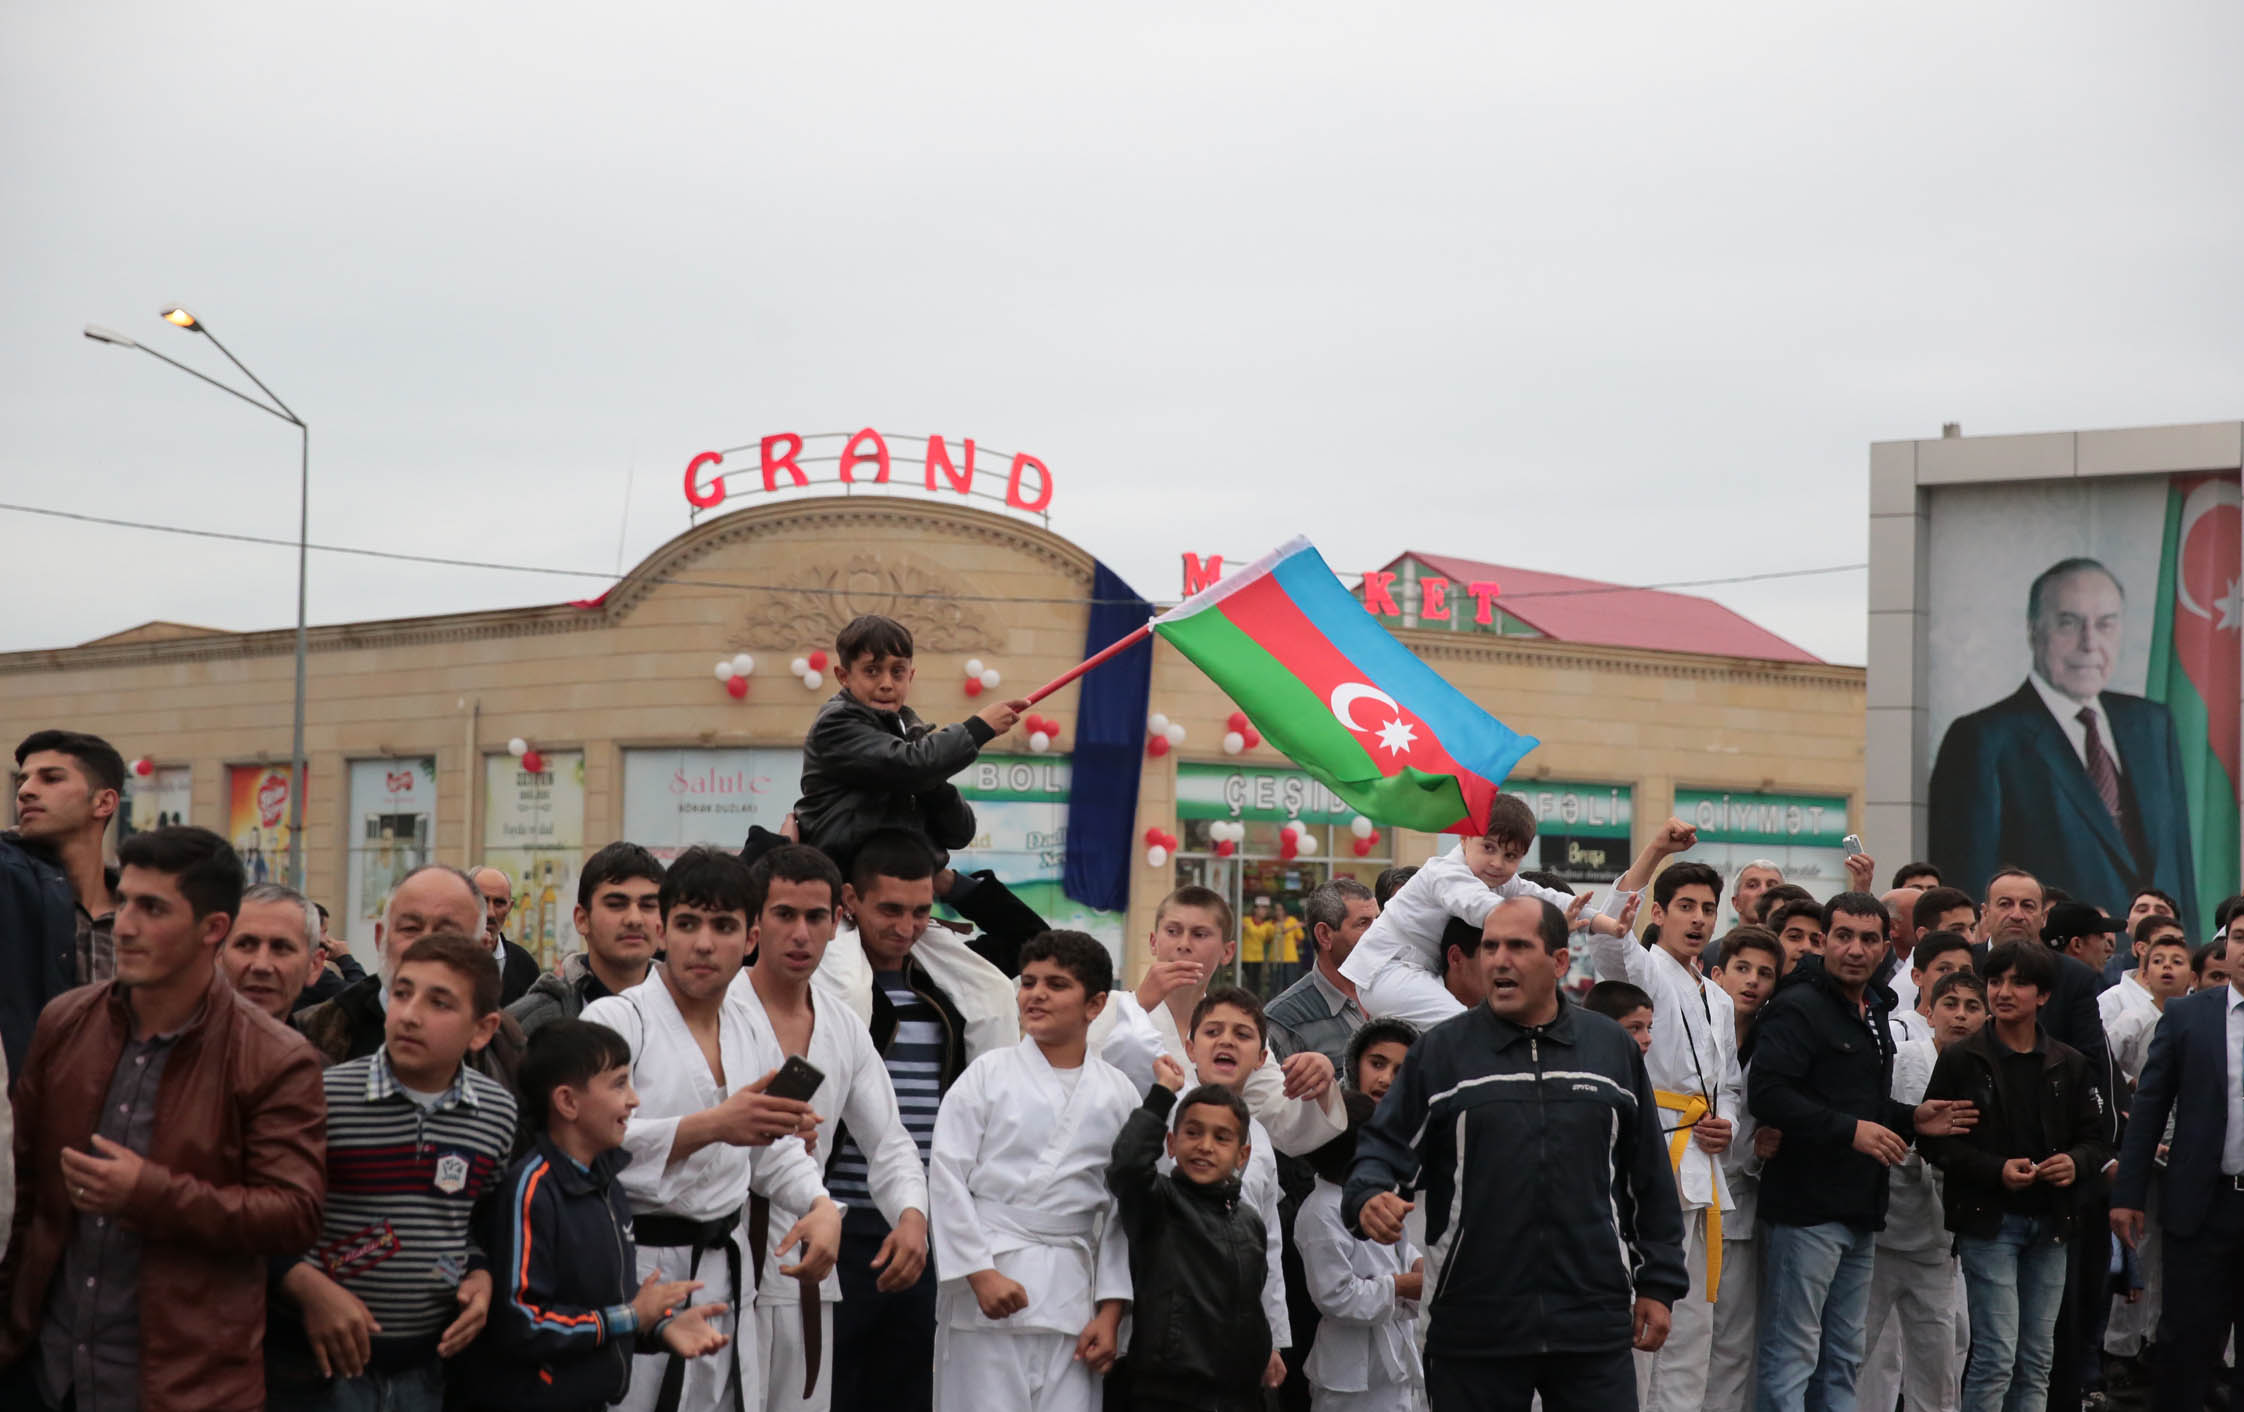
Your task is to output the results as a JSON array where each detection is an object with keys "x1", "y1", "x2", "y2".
[
  {"x1": 684, "y1": 431, "x2": 1054, "y2": 514},
  {"x1": 1184, "y1": 554, "x2": 1500, "y2": 623}
]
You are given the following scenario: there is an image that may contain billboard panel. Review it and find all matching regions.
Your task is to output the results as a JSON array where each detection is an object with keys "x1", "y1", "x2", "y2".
[
  {"x1": 484, "y1": 751, "x2": 586, "y2": 970},
  {"x1": 226, "y1": 765, "x2": 301, "y2": 887},
  {"x1": 346, "y1": 758, "x2": 435, "y2": 949}
]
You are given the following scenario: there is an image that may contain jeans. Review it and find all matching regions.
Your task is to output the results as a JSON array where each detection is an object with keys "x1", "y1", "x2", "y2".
[
  {"x1": 830, "y1": 1206, "x2": 935, "y2": 1412},
  {"x1": 266, "y1": 1359, "x2": 445, "y2": 1412},
  {"x1": 1957, "y1": 1213, "x2": 2068, "y2": 1412},
  {"x1": 1426, "y1": 1349, "x2": 1637, "y2": 1412},
  {"x1": 1755, "y1": 1220, "x2": 1875, "y2": 1412}
]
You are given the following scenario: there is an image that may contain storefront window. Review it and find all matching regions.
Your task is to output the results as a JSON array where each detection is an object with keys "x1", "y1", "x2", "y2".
[
  {"x1": 485, "y1": 751, "x2": 586, "y2": 970},
  {"x1": 346, "y1": 758, "x2": 435, "y2": 955},
  {"x1": 1175, "y1": 763, "x2": 1394, "y2": 999},
  {"x1": 226, "y1": 765, "x2": 302, "y2": 890},
  {"x1": 619, "y1": 747, "x2": 801, "y2": 861},
  {"x1": 949, "y1": 755, "x2": 1125, "y2": 966},
  {"x1": 118, "y1": 764, "x2": 191, "y2": 841},
  {"x1": 1673, "y1": 787, "x2": 1852, "y2": 920}
]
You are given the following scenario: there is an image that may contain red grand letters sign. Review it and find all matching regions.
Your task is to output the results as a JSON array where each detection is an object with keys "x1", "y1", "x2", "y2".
[{"x1": 683, "y1": 431, "x2": 1054, "y2": 514}]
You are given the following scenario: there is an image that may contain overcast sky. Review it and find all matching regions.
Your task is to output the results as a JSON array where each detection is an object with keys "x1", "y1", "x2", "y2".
[{"x1": 6, "y1": 2, "x2": 2241, "y2": 667}]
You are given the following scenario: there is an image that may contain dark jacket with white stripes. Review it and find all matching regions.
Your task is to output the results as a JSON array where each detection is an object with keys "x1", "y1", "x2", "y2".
[{"x1": 1341, "y1": 997, "x2": 1687, "y2": 1361}]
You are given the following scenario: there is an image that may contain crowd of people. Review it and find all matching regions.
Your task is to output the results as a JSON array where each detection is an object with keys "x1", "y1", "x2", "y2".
[{"x1": 0, "y1": 610, "x2": 2238, "y2": 1412}]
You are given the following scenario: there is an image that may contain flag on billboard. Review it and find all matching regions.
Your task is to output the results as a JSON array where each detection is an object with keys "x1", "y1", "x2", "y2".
[
  {"x1": 2145, "y1": 474, "x2": 2242, "y2": 931},
  {"x1": 1152, "y1": 536, "x2": 1538, "y2": 835}
]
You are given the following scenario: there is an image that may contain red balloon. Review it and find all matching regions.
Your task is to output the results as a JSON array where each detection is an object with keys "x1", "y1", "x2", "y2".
[
  {"x1": 1242, "y1": 729, "x2": 1261, "y2": 749},
  {"x1": 1368, "y1": 830, "x2": 1382, "y2": 845},
  {"x1": 964, "y1": 678, "x2": 985, "y2": 697},
  {"x1": 1147, "y1": 735, "x2": 1171, "y2": 757},
  {"x1": 725, "y1": 675, "x2": 749, "y2": 699},
  {"x1": 1227, "y1": 711, "x2": 1248, "y2": 733},
  {"x1": 133, "y1": 757, "x2": 154, "y2": 777},
  {"x1": 1160, "y1": 832, "x2": 1179, "y2": 852},
  {"x1": 1145, "y1": 827, "x2": 1164, "y2": 846},
  {"x1": 1215, "y1": 839, "x2": 1237, "y2": 857},
  {"x1": 521, "y1": 750, "x2": 545, "y2": 774},
  {"x1": 808, "y1": 649, "x2": 829, "y2": 672},
  {"x1": 1280, "y1": 837, "x2": 1299, "y2": 861},
  {"x1": 1353, "y1": 837, "x2": 1374, "y2": 857}
]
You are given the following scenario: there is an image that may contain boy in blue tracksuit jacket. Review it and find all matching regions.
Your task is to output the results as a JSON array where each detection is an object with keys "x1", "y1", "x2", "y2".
[{"x1": 470, "y1": 1020, "x2": 731, "y2": 1411}]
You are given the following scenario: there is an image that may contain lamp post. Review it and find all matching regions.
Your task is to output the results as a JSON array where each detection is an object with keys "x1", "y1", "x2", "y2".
[{"x1": 84, "y1": 313, "x2": 310, "y2": 891}]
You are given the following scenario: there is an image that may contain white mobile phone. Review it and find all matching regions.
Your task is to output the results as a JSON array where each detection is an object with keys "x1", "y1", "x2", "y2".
[{"x1": 1841, "y1": 834, "x2": 1864, "y2": 857}]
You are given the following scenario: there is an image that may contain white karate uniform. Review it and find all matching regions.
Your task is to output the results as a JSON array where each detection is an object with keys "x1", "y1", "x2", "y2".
[
  {"x1": 1584, "y1": 934, "x2": 1735, "y2": 1412},
  {"x1": 1297, "y1": 1176, "x2": 1425, "y2": 1412},
  {"x1": 727, "y1": 973, "x2": 927, "y2": 1412},
  {"x1": 2101, "y1": 974, "x2": 2163, "y2": 1086},
  {"x1": 1152, "y1": 1112, "x2": 1291, "y2": 1350},
  {"x1": 1705, "y1": 1049, "x2": 1764, "y2": 1412},
  {"x1": 1858, "y1": 1036, "x2": 1959, "y2": 1412},
  {"x1": 1890, "y1": 964, "x2": 1920, "y2": 1019},
  {"x1": 1339, "y1": 848, "x2": 1628, "y2": 1028},
  {"x1": 814, "y1": 920, "x2": 1019, "y2": 1063},
  {"x1": 928, "y1": 1038, "x2": 1138, "y2": 1412},
  {"x1": 1094, "y1": 989, "x2": 1345, "y2": 1158},
  {"x1": 584, "y1": 978, "x2": 835, "y2": 1412}
]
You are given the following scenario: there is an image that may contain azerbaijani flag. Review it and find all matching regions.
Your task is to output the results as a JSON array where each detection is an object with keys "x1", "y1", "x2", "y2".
[
  {"x1": 1153, "y1": 536, "x2": 1538, "y2": 835},
  {"x1": 2145, "y1": 473, "x2": 2242, "y2": 933}
]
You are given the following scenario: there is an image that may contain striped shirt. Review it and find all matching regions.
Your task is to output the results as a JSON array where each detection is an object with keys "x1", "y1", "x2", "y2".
[
  {"x1": 828, "y1": 972, "x2": 943, "y2": 1207},
  {"x1": 303, "y1": 1049, "x2": 518, "y2": 1350}
]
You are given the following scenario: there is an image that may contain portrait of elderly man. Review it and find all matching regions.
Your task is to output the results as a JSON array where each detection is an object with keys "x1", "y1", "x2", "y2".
[{"x1": 1928, "y1": 555, "x2": 2197, "y2": 936}]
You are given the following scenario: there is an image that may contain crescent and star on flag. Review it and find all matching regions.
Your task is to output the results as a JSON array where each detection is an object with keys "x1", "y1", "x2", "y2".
[{"x1": 1330, "y1": 682, "x2": 1421, "y2": 758}]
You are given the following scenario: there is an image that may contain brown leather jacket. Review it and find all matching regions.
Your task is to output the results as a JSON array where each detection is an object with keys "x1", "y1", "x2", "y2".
[{"x1": 1, "y1": 969, "x2": 327, "y2": 1411}]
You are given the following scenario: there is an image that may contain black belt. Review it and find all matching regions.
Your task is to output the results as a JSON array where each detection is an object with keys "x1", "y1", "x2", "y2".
[
  {"x1": 634, "y1": 1210, "x2": 744, "y2": 1412},
  {"x1": 747, "y1": 1194, "x2": 824, "y2": 1401}
]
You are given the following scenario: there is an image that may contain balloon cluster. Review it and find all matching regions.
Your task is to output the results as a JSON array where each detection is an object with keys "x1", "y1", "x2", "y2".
[
  {"x1": 131, "y1": 756, "x2": 155, "y2": 778},
  {"x1": 1348, "y1": 814, "x2": 1384, "y2": 857},
  {"x1": 1220, "y1": 710, "x2": 1262, "y2": 756},
  {"x1": 1206, "y1": 818, "x2": 1246, "y2": 857},
  {"x1": 961, "y1": 659, "x2": 1003, "y2": 698},
  {"x1": 1278, "y1": 819, "x2": 1323, "y2": 861},
  {"x1": 787, "y1": 651, "x2": 829, "y2": 691},
  {"x1": 1021, "y1": 712, "x2": 1062, "y2": 754},
  {"x1": 507, "y1": 737, "x2": 547, "y2": 775},
  {"x1": 1142, "y1": 826, "x2": 1180, "y2": 868},
  {"x1": 1145, "y1": 712, "x2": 1187, "y2": 757},
  {"x1": 712, "y1": 652, "x2": 756, "y2": 700}
]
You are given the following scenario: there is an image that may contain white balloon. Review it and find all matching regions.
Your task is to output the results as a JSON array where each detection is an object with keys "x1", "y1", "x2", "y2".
[
  {"x1": 1029, "y1": 730, "x2": 1052, "y2": 753},
  {"x1": 1164, "y1": 723, "x2": 1187, "y2": 745},
  {"x1": 1283, "y1": 819, "x2": 1304, "y2": 838},
  {"x1": 732, "y1": 653, "x2": 755, "y2": 676},
  {"x1": 507, "y1": 737, "x2": 528, "y2": 757},
  {"x1": 1222, "y1": 731, "x2": 1245, "y2": 755},
  {"x1": 790, "y1": 656, "x2": 810, "y2": 676},
  {"x1": 1148, "y1": 712, "x2": 1170, "y2": 734},
  {"x1": 980, "y1": 669, "x2": 1002, "y2": 689},
  {"x1": 1351, "y1": 815, "x2": 1374, "y2": 839},
  {"x1": 1300, "y1": 831, "x2": 1322, "y2": 853},
  {"x1": 715, "y1": 660, "x2": 736, "y2": 682},
  {"x1": 803, "y1": 670, "x2": 824, "y2": 689},
  {"x1": 1146, "y1": 844, "x2": 1169, "y2": 868},
  {"x1": 965, "y1": 658, "x2": 986, "y2": 678},
  {"x1": 1223, "y1": 820, "x2": 1245, "y2": 842}
]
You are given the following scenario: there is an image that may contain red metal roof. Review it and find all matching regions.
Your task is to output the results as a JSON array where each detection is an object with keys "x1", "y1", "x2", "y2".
[{"x1": 1398, "y1": 552, "x2": 1822, "y2": 664}]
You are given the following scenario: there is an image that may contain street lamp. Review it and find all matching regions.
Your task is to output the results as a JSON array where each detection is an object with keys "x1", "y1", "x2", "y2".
[{"x1": 83, "y1": 310, "x2": 311, "y2": 892}]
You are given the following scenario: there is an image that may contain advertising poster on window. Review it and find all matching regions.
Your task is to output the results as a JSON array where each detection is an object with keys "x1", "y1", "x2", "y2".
[
  {"x1": 949, "y1": 755, "x2": 1126, "y2": 963},
  {"x1": 619, "y1": 747, "x2": 802, "y2": 861},
  {"x1": 1922, "y1": 473, "x2": 2240, "y2": 939},
  {"x1": 346, "y1": 758, "x2": 435, "y2": 941},
  {"x1": 1514, "y1": 780, "x2": 1633, "y2": 886},
  {"x1": 484, "y1": 751, "x2": 585, "y2": 970},
  {"x1": 226, "y1": 764, "x2": 300, "y2": 888},
  {"x1": 119, "y1": 765, "x2": 192, "y2": 841},
  {"x1": 1675, "y1": 787, "x2": 1850, "y2": 907}
]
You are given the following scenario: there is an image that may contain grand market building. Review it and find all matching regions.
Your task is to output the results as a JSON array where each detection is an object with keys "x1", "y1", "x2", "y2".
[{"x1": 0, "y1": 460, "x2": 1866, "y2": 984}]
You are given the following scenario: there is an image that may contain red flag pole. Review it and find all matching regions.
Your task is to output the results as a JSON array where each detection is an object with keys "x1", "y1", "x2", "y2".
[{"x1": 1024, "y1": 622, "x2": 1154, "y2": 705}]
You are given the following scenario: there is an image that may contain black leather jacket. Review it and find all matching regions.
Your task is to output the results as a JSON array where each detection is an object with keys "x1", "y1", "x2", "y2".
[
  {"x1": 1921, "y1": 1026, "x2": 2114, "y2": 1241},
  {"x1": 1108, "y1": 1086, "x2": 1272, "y2": 1411},
  {"x1": 793, "y1": 691, "x2": 993, "y2": 868}
]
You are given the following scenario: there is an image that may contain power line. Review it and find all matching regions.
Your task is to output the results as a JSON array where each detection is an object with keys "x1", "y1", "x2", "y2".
[{"x1": 0, "y1": 499, "x2": 1866, "y2": 608}]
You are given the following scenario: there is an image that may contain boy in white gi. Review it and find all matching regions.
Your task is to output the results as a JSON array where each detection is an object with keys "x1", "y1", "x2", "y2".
[
  {"x1": 929, "y1": 930, "x2": 1137, "y2": 1412},
  {"x1": 1340, "y1": 796, "x2": 1691, "y2": 1028},
  {"x1": 1095, "y1": 884, "x2": 1345, "y2": 1156},
  {"x1": 1583, "y1": 855, "x2": 1739, "y2": 1412},
  {"x1": 730, "y1": 844, "x2": 928, "y2": 1412},
  {"x1": 1298, "y1": 1018, "x2": 1426, "y2": 1412},
  {"x1": 1857, "y1": 968, "x2": 1985, "y2": 1412},
  {"x1": 1705, "y1": 926, "x2": 1784, "y2": 1412},
  {"x1": 583, "y1": 847, "x2": 846, "y2": 1412}
]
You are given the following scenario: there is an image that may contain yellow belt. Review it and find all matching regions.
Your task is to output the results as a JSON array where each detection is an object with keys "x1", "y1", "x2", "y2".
[{"x1": 1654, "y1": 1089, "x2": 1722, "y2": 1301}]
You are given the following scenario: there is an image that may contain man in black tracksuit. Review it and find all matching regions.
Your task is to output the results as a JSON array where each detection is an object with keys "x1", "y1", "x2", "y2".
[{"x1": 1344, "y1": 896, "x2": 1686, "y2": 1412}]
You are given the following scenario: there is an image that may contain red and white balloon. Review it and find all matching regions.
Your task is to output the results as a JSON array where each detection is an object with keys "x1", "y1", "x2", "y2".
[
  {"x1": 509, "y1": 738, "x2": 547, "y2": 774},
  {"x1": 1143, "y1": 825, "x2": 1180, "y2": 869},
  {"x1": 1349, "y1": 814, "x2": 1383, "y2": 857},
  {"x1": 714, "y1": 652, "x2": 755, "y2": 700},
  {"x1": 789, "y1": 652, "x2": 826, "y2": 690},
  {"x1": 131, "y1": 756, "x2": 155, "y2": 778},
  {"x1": 1021, "y1": 712, "x2": 1062, "y2": 753},
  {"x1": 1207, "y1": 818, "x2": 1245, "y2": 857},
  {"x1": 1145, "y1": 712, "x2": 1186, "y2": 757}
]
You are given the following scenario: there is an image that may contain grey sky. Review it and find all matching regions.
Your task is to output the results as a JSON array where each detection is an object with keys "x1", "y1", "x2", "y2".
[{"x1": 6, "y1": 2, "x2": 2241, "y2": 666}]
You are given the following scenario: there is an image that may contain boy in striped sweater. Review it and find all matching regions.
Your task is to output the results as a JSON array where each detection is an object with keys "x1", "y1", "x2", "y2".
[{"x1": 268, "y1": 931, "x2": 520, "y2": 1411}]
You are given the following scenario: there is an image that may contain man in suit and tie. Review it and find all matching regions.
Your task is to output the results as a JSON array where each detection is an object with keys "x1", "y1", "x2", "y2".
[
  {"x1": 1929, "y1": 556, "x2": 2200, "y2": 938},
  {"x1": 2110, "y1": 970, "x2": 2244, "y2": 1410}
]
